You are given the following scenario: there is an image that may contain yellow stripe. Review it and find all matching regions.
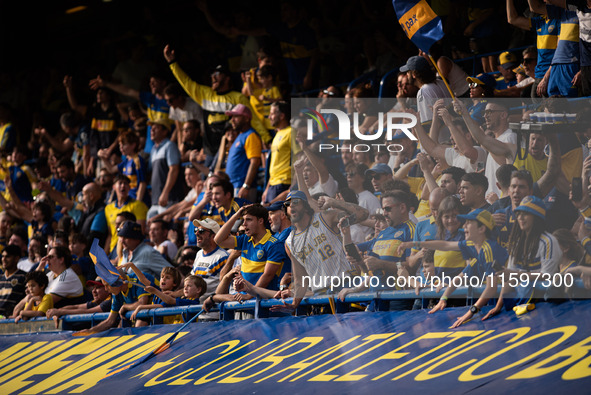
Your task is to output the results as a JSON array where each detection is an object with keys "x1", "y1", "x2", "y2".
[
  {"x1": 522, "y1": 202, "x2": 545, "y2": 216},
  {"x1": 398, "y1": 0, "x2": 438, "y2": 39},
  {"x1": 560, "y1": 23, "x2": 579, "y2": 41},
  {"x1": 537, "y1": 34, "x2": 558, "y2": 50}
]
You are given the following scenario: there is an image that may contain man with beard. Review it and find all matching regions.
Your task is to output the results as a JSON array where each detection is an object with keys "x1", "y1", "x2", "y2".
[
  {"x1": 453, "y1": 100, "x2": 517, "y2": 198},
  {"x1": 224, "y1": 104, "x2": 262, "y2": 201},
  {"x1": 117, "y1": 221, "x2": 172, "y2": 279},
  {"x1": 270, "y1": 191, "x2": 368, "y2": 313}
]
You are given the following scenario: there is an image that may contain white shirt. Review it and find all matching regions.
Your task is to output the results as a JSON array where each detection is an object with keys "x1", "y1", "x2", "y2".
[
  {"x1": 46, "y1": 267, "x2": 84, "y2": 298},
  {"x1": 308, "y1": 173, "x2": 338, "y2": 197},
  {"x1": 169, "y1": 97, "x2": 203, "y2": 124},
  {"x1": 445, "y1": 146, "x2": 488, "y2": 173},
  {"x1": 484, "y1": 128, "x2": 517, "y2": 197}
]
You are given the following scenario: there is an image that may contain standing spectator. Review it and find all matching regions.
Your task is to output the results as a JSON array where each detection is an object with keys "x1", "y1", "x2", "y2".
[
  {"x1": 178, "y1": 121, "x2": 202, "y2": 162},
  {"x1": 163, "y1": 83, "x2": 203, "y2": 144},
  {"x1": 89, "y1": 71, "x2": 170, "y2": 154},
  {"x1": 0, "y1": 245, "x2": 26, "y2": 317},
  {"x1": 262, "y1": 101, "x2": 293, "y2": 205},
  {"x1": 148, "y1": 219, "x2": 177, "y2": 262},
  {"x1": 344, "y1": 163, "x2": 381, "y2": 243},
  {"x1": 163, "y1": 45, "x2": 270, "y2": 167},
  {"x1": 0, "y1": 103, "x2": 16, "y2": 153},
  {"x1": 104, "y1": 175, "x2": 148, "y2": 254},
  {"x1": 245, "y1": 65, "x2": 282, "y2": 131},
  {"x1": 117, "y1": 221, "x2": 172, "y2": 278},
  {"x1": 147, "y1": 118, "x2": 183, "y2": 219},
  {"x1": 459, "y1": 172, "x2": 490, "y2": 211},
  {"x1": 224, "y1": 104, "x2": 262, "y2": 201}
]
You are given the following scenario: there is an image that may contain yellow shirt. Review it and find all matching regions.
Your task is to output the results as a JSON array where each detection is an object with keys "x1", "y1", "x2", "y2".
[
  {"x1": 26, "y1": 294, "x2": 53, "y2": 314},
  {"x1": 104, "y1": 198, "x2": 148, "y2": 252},
  {"x1": 268, "y1": 127, "x2": 293, "y2": 186}
]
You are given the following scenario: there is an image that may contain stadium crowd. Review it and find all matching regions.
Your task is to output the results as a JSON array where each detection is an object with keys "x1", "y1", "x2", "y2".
[{"x1": 2, "y1": 0, "x2": 591, "y2": 331}]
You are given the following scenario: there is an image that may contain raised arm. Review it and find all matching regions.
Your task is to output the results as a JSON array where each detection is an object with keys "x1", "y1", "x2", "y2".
[
  {"x1": 213, "y1": 205, "x2": 247, "y2": 249},
  {"x1": 507, "y1": 0, "x2": 533, "y2": 30},
  {"x1": 89, "y1": 75, "x2": 139, "y2": 100},
  {"x1": 412, "y1": 105, "x2": 447, "y2": 163},
  {"x1": 63, "y1": 75, "x2": 88, "y2": 116},
  {"x1": 440, "y1": 107, "x2": 481, "y2": 163},
  {"x1": 536, "y1": 133, "x2": 565, "y2": 196},
  {"x1": 528, "y1": 0, "x2": 548, "y2": 15}
]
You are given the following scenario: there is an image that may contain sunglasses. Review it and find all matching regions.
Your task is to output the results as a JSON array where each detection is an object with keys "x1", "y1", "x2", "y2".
[
  {"x1": 523, "y1": 58, "x2": 536, "y2": 64},
  {"x1": 383, "y1": 203, "x2": 400, "y2": 212},
  {"x1": 468, "y1": 82, "x2": 481, "y2": 89},
  {"x1": 194, "y1": 228, "x2": 210, "y2": 234},
  {"x1": 322, "y1": 90, "x2": 335, "y2": 96},
  {"x1": 484, "y1": 109, "x2": 504, "y2": 116},
  {"x1": 180, "y1": 254, "x2": 194, "y2": 261}
]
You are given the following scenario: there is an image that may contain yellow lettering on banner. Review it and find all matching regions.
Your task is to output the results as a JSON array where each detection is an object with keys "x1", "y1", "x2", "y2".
[
  {"x1": 398, "y1": 0, "x2": 437, "y2": 39},
  {"x1": 0, "y1": 341, "x2": 74, "y2": 387},
  {"x1": 0, "y1": 339, "x2": 83, "y2": 393},
  {"x1": 20, "y1": 336, "x2": 133, "y2": 394},
  {"x1": 508, "y1": 335, "x2": 591, "y2": 380},
  {"x1": 415, "y1": 328, "x2": 530, "y2": 381},
  {"x1": 384, "y1": 331, "x2": 487, "y2": 381},
  {"x1": 254, "y1": 336, "x2": 361, "y2": 383},
  {"x1": 0, "y1": 342, "x2": 50, "y2": 380},
  {"x1": 458, "y1": 326, "x2": 577, "y2": 381},
  {"x1": 302, "y1": 334, "x2": 403, "y2": 382},
  {"x1": 394, "y1": 331, "x2": 492, "y2": 381},
  {"x1": 168, "y1": 341, "x2": 255, "y2": 386},
  {"x1": 315, "y1": 332, "x2": 444, "y2": 382},
  {"x1": 145, "y1": 340, "x2": 251, "y2": 386},
  {"x1": 0, "y1": 343, "x2": 33, "y2": 371},
  {"x1": 193, "y1": 340, "x2": 288, "y2": 385},
  {"x1": 48, "y1": 333, "x2": 180, "y2": 394},
  {"x1": 219, "y1": 337, "x2": 324, "y2": 383}
]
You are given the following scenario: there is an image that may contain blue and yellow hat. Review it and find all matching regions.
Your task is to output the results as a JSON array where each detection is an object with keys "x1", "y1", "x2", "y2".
[
  {"x1": 286, "y1": 190, "x2": 307, "y2": 202},
  {"x1": 514, "y1": 195, "x2": 546, "y2": 220},
  {"x1": 457, "y1": 208, "x2": 496, "y2": 231}
]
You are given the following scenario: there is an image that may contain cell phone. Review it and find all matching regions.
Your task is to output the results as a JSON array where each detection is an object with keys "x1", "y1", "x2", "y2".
[
  {"x1": 344, "y1": 243, "x2": 362, "y2": 262},
  {"x1": 572, "y1": 177, "x2": 583, "y2": 202},
  {"x1": 341, "y1": 217, "x2": 350, "y2": 228}
]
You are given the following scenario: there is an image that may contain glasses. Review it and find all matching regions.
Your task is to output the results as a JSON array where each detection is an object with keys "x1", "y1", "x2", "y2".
[
  {"x1": 468, "y1": 82, "x2": 480, "y2": 89},
  {"x1": 194, "y1": 228, "x2": 210, "y2": 234},
  {"x1": 346, "y1": 172, "x2": 358, "y2": 177},
  {"x1": 371, "y1": 173, "x2": 385, "y2": 180},
  {"x1": 383, "y1": 204, "x2": 400, "y2": 212},
  {"x1": 284, "y1": 199, "x2": 302, "y2": 207},
  {"x1": 180, "y1": 255, "x2": 194, "y2": 261},
  {"x1": 47, "y1": 254, "x2": 57, "y2": 259},
  {"x1": 484, "y1": 109, "x2": 504, "y2": 116},
  {"x1": 523, "y1": 58, "x2": 536, "y2": 64},
  {"x1": 322, "y1": 90, "x2": 335, "y2": 96}
]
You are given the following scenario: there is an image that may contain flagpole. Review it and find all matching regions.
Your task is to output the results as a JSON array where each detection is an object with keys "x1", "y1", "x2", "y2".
[{"x1": 428, "y1": 54, "x2": 455, "y2": 99}]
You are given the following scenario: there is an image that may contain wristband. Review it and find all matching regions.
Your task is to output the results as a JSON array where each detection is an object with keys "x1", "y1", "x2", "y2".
[
  {"x1": 242, "y1": 183, "x2": 250, "y2": 189},
  {"x1": 167, "y1": 59, "x2": 177, "y2": 65},
  {"x1": 440, "y1": 296, "x2": 448, "y2": 302}
]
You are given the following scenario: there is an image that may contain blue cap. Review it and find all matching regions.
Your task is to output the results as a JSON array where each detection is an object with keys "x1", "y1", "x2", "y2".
[
  {"x1": 457, "y1": 208, "x2": 495, "y2": 231},
  {"x1": 365, "y1": 163, "x2": 393, "y2": 177},
  {"x1": 286, "y1": 190, "x2": 307, "y2": 202},
  {"x1": 267, "y1": 201, "x2": 285, "y2": 211},
  {"x1": 466, "y1": 73, "x2": 496, "y2": 90},
  {"x1": 400, "y1": 56, "x2": 431, "y2": 73},
  {"x1": 514, "y1": 196, "x2": 546, "y2": 220}
]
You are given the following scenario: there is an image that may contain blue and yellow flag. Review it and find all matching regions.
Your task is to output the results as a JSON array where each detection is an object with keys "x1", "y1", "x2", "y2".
[
  {"x1": 89, "y1": 238, "x2": 123, "y2": 287},
  {"x1": 393, "y1": 0, "x2": 444, "y2": 53}
]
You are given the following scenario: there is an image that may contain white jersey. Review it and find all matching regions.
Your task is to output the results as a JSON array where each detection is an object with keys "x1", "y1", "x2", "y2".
[{"x1": 286, "y1": 212, "x2": 354, "y2": 293}]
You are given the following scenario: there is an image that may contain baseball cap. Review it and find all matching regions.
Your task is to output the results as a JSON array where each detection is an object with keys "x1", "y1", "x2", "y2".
[
  {"x1": 457, "y1": 208, "x2": 496, "y2": 231},
  {"x1": 225, "y1": 104, "x2": 252, "y2": 119},
  {"x1": 192, "y1": 218, "x2": 221, "y2": 234},
  {"x1": 365, "y1": 163, "x2": 393, "y2": 177},
  {"x1": 117, "y1": 221, "x2": 144, "y2": 240},
  {"x1": 466, "y1": 73, "x2": 496, "y2": 90},
  {"x1": 86, "y1": 276, "x2": 105, "y2": 288},
  {"x1": 147, "y1": 118, "x2": 172, "y2": 131},
  {"x1": 212, "y1": 64, "x2": 230, "y2": 76},
  {"x1": 267, "y1": 201, "x2": 285, "y2": 212},
  {"x1": 399, "y1": 56, "x2": 431, "y2": 73},
  {"x1": 286, "y1": 190, "x2": 308, "y2": 202},
  {"x1": 514, "y1": 196, "x2": 546, "y2": 220},
  {"x1": 499, "y1": 51, "x2": 518, "y2": 70}
]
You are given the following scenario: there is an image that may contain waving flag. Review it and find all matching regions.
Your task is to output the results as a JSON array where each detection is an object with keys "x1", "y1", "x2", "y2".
[
  {"x1": 393, "y1": 0, "x2": 444, "y2": 53},
  {"x1": 89, "y1": 238, "x2": 123, "y2": 287}
]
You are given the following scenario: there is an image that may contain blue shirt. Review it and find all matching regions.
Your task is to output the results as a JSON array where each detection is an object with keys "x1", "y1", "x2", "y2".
[
  {"x1": 235, "y1": 230, "x2": 286, "y2": 290},
  {"x1": 111, "y1": 273, "x2": 154, "y2": 313},
  {"x1": 459, "y1": 239, "x2": 508, "y2": 280}
]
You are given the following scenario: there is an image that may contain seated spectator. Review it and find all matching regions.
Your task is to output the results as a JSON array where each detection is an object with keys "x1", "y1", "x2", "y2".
[
  {"x1": 495, "y1": 51, "x2": 518, "y2": 90},
  {"x1": 17, "y1": 235, "x2": 47, "y2": 272},
  {"x1": 12, "y1": 271, "x2": 52, "y2": 323},
  {"x1": 143, "y1": 275, "x2": 206, "y2": 322},
  {"x1": 148, "y1": 219, "x2": 177, "y2": 262},
  {"x1": 0, "y1": 245, "x2": 26, "y2": 317},
  {"x1": 117, "y1": 221, "x2": 172, "y2": 279},
  {"x1": 44, "y1": 246, "x2": 85, "y2": 308},
  {"x1": 46, "y1": 277, "x2": 111, "y2": 323},
  {"x1": 130, "y1": 266, "x2": 183, "y2": 325},
  {"x1": 69, "y1": 233, "x2": 96, "y2": 283}
]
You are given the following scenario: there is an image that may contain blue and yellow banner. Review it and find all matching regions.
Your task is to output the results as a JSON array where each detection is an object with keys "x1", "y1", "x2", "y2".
[
  {"x1": 1, "y1": 301, "x2": 591, "y2": 393},
  {"x1": 393, "y1": 0, "x2": 444, "y2": 52}
]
